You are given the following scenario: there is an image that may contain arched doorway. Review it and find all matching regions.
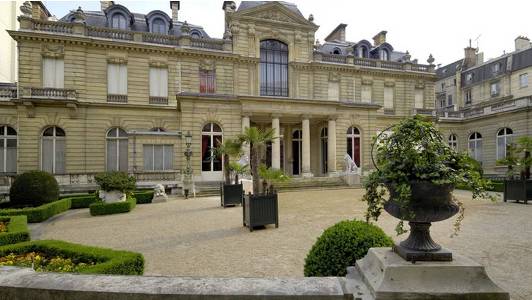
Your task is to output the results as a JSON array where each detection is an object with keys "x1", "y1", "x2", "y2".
[{"x1": 201, "y1": 122, "x2": 223, "y2": 181}]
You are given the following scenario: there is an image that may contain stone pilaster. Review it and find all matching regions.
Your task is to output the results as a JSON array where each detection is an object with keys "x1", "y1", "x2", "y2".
[
  {"x1": 271, "y1": 116, "x2": 280, "y2": 169},
  {"x1": 327, "y1": 117, "x2": 337, "y2": 175},
  {"x1": 301, "y1": 117, "x2": 312, "y2": 177}
]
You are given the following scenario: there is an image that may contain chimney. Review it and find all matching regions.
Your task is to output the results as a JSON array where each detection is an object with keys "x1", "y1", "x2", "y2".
[
  {"x1": 30, "y1": 1, "x2": 51, "y2": 20},
  {"x1": 515, "y1": 36, "x2": 531, "y2": 51},
  {"x1": 476, "y1": 52, "x2": 484, "y2": 65},
  {"x1": 324, "y1": 24, "x2": 347, "y2": 43},
  {"x1": 170, "y1": 1, "x2": 180, "y2": 24},
  {"x1": 372, "y1": 30, "x2": 387, "y2": 46},
  {"x1": 100, "y1": 1, "x2": 114, "y2": 11},
  {"x1": 464, "y1": 45, "x2": 477, "y2": 69}
]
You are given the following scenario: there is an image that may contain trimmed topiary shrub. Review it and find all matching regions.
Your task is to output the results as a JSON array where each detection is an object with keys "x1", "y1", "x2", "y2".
[
  {"x1": 9, "y1": 171, "x2": 59, "y2": 207},
  {"x1": 95, "y1": 172, "x2": 136, "y2": 193},
  {"x1": 0, "y1": 216, "x2": 30, "y2": 245},
  {"x1": 0, "y1": 198, "x2": 71, "y2": 223},
  {"x1": 89, "y1": 197, "x2": 136, "y2": 216},
  {"x1": 68, "y1": 195, "x2": 98, "y2": 209},
  {"x1": 133, "y1": 190, "x2": 154, "y2": 204},
  {"x1": 0, "y1": 240, "x2": 144, "y2": 275},
  {"x1": 304, "y1": 220, "x2": 393, "y2": 277}
]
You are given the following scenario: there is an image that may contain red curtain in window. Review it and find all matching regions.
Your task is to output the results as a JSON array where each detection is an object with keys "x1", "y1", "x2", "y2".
[{"x1": 200, "y1": 70, "x2": 215, "y2": 94}]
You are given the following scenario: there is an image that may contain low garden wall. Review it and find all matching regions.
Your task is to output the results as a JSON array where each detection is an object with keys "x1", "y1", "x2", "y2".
[{"x1": 0, "y1": 267, "x2": 351, "y2": 300}]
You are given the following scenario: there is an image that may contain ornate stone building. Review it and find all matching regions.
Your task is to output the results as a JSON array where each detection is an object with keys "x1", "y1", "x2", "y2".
[
  {"x1": 436, "y1": 38, "x2": 532, "y2": 175},
  {"x1": 0, "y1": 1, "x2": 438, "y2": 191}
]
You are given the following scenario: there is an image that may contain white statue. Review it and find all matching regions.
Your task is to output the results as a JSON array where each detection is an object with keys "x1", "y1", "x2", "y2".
[
  {"x1": 152, "y1": 184, "x2": 168, "y2": 203},
  {"x1": 343, "y1": 154, "x2": 360, "y2": 174}
]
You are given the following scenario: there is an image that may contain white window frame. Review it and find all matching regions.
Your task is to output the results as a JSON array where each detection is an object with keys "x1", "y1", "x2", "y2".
[
  {"x1": 496, "y1": 128, "x2": 513, "y2": 160},
  {"x1": 468, "y1": 132, "x2": 483, "y2": 163},
  {"x1": 143, "y1": 144, "x2": 174, "y2": 171},
  {"x1": 106, "y1": 128, "x2": 128, "y2": 172},
  {"x1": 42, "y1": 57, "x2": 64, "y2": 89},
  {"x1": 107, "y1": 63, "x2": 128, "y2": 95},
  {"x1": 149, "y1": 67, "x2": 168, "y2": 97},
  {"x1": 41, "y1": 126, "x2": 65, "y2": 174},
  {"x1": 383, "y1": 87, "x2": 394, "y2": 109},
  {"x1": 520, "y1": 73, "x2": 528, "y2": 88},
  {"x1": 490, "y1": 81, "x2": 500, "y2": 97},
  {"x1": 0, "y1": 125, "x2": 17, "y2": 173},
  {"x1": 448, "y1": 134, "x2": 457, "y2": 150},
  {"x1": 414, "y1": 89, "x2": 424, "y2": 109}
]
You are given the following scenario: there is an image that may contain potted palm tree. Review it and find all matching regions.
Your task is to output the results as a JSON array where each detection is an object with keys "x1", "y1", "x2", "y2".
[
  {"x1": 362, "y1": 116, "x2": 493, "y2": 261},
  {"x1": 229, "y1": 161, "x2": 249, "y2": 184},
  {"x1": 258, "y1": 164, "x2": 290, "y2": 194},
  {"x1": 238, "y1": 127, "x2": 278, "y2": 232},
  {"x1": 213, "y1": 139, "x2": 244, "y2": 207},
  {"x1": 498, "y1": 136, "x2": 532, "y2": 204}
]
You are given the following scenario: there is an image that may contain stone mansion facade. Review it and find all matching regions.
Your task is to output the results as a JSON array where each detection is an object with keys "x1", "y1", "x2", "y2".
[{"x1": 8, "y1": 0, "x2": 517, "y2": 191}]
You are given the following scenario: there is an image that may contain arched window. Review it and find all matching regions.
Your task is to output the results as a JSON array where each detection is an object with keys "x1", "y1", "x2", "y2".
[
  {"x1": 106, "y1": 128, "x2": 128, "y2": 172},
  {"x1": 448, "y1": 134, "x2": 458, "y2": 150},
  {"x1": 357, "y1": 46, "x2": 368, "y2": 58},
  {"x1": 190, "y1": 30, "x2": 202, "y2": 38},
  {"x1": 111, "y1": 13, "x2": 127, "y2": 30},
  {"x1": 468, "y1": 132, "x2": 482, "y2": 162},
  {"x1": 347, "y1": 127, "x2": 361, "y2": 167},
  {"x1": 201, "y1": 123, "x2": 222, "y2": 172},
  {"x1": 292, "y1": 129, "x2": 302, "y2": 175},
  {"x1": 260, "y1": 39, "x2": 288, "y2": 97},
  {"x1": 332, "y1": 47, "x2": 341, "y2": 55},
  {"x1": 0, "y1": 125, "x2": 17, "y2": 173},
  {"x1": 320, "y1": 128, "x2": 328, "y2": 174},
  {"x1": 151, "y1": 18, "x2": 166, "y2": 34},
  {"x1": 380, "y1": 49, "x2": 389, "y2": 61},
  {"x1": 41, "y1": 126, "x2": 65, "y2": 174},
  {"x1": 496, "y1": 128, "x2": 513, "y2": 160}
]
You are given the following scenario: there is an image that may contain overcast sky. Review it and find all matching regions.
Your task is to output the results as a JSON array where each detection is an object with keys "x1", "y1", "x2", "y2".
[{"x1": 43, "y1": 0, "x2": 531, "y2": 67}]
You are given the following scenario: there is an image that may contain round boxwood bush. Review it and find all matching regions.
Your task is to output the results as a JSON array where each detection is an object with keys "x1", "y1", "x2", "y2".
[
  {"x1": 95, "y1": 171, "x2": 136, "y2": 193},
  {"x1": 9, "y1": 171, "x2": 59, "y2": 207},
  {"x1": 304, "y1": 220, "x2": 393, "y2": 277}
]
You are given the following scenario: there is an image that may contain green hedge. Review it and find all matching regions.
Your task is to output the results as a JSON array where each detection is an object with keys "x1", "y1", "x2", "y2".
[
  {"x1": 304, "y1": 220, "x2": 393, "y2": 277},
  {"x1": 9, "y1": 171, "x2": 59, "y2": 207},
  {"x1": 0, "y1": 240, "x2": 144, "y2": 275},
  {"x1": 0, "y1": 216, "x2": 30, "y2": 246},
  {"x1": 0, "y1": 198, "x2": 71, "y2": 223},
  {"x1": 68, "y1": 195, "x2": 98, "y2": 209},
  {"x1": 456, "y1": 180, "x2": 504, "y2": 192},
  {"x1": 133, "y1": 190, "x2": 154, "y2": 204},
  {"x1": 89, "y1": 197, "x2": 136, "y2": 216}
]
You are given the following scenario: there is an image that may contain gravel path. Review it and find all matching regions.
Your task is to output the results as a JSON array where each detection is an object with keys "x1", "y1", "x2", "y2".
[{"x1": 32, "y1": 189, "x2": 532, "y2": 300}]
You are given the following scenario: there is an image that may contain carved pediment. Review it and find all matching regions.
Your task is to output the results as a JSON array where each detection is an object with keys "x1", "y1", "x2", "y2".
[{"x1": 233, "y1": 2, "x2": 317, "y2": 29}]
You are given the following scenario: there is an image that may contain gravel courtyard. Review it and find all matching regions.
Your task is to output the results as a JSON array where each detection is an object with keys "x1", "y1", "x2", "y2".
[{"x1": 31, "y1": 189, "x2": 531, "y2": 300}]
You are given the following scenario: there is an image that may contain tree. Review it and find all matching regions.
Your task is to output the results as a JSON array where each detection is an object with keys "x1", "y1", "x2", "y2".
[
  {"x1": 229, "y1": 161, "x2": 249, "y2": 183},
  {"x1": 237, "y1": 127, "x2": 276, "y2": 194},
  {"x1": 212, "y1": 139, "x2": 243, "y2": 184}
]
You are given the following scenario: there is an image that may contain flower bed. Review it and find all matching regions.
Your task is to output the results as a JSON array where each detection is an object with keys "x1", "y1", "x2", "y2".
[
  {"x1": 0, "y1": 240, "x2": 144, "y2": 275},
  {"x1": 0, "y1": 216, "x2": 30, "y2": 246},
  {"x1": 0, "y1": 199, "x2": 71, "y2": 223},
  {"x1": 89, "y1": 197, "x2": 136, "y2": 216}
]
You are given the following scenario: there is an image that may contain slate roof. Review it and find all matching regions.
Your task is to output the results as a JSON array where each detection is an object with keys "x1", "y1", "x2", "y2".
[
  {"x1": 436, "y1": 59, "x2": 463, "y2": 79},
  {"x1": 237, "y1": 1, "x2": 304, "y2": 17},
  {"x1": 59, "y1": 6, "x2": 209, "y2": 38},
  {"x1": 316, "y1": 40, "x2": 408, "y2": 63}
]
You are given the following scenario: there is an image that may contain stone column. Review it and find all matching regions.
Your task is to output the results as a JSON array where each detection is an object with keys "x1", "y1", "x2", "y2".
[
  {"x1": 327, "y1": 118, "x2": 337, "y2": 175},
  {"x1": 242, "y1": 115, "x2": 250, "y2": 162},
  {"x1": 272, "y1": 116, "x2": 281, "y2": 169},
  {"x1": 301, "y1": 117, "x2": 313, "y2": 177}
]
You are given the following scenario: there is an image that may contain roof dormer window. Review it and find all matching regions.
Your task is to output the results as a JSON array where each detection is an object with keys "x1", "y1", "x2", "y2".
[
  {"x1": 380, "y1": 49, "x2": 389, "y2": 61},
  {"x1": 332, "y1": 47, "x2": 341, "y2": 55},
  {"x1": 191, "y1": 30, "x2": 202, "y2": 38},
  {"x1": 152, "y1": 18, "x2": 166, "y2": 34},
  {"x1": 111, "y1": 13, "x2": 127, "y2": 30}
]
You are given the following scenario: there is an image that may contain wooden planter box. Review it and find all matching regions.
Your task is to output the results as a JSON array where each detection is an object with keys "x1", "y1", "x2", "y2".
[
  {"x1": 504, "y1": 180, "x2": 532, "y2": 204},
  {"x1": 220, "y1": 183, "x2": 243, "y2": 207},
  {"x1": 243, "y1": 193, "x2": 278, "y2": 232}
]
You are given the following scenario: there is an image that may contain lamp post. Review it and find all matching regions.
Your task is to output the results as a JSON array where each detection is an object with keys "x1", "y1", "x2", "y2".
[{"x1": 183, "y1": 131, "x2": 193, "y2": 199}]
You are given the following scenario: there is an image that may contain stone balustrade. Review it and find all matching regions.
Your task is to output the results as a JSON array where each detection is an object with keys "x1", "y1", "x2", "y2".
[
  {"x1": 316, "y1": 52, "x2": 434, "y2": 73},
  {"x1": 438, "y1": 97, "x2": 532, "y2": 120},
  {"x1": 107, "y1": 94, "x2": 128, "y2": 103},
  {"x1": 149, "y1": 96, "x2": 169, "y2": 105},
  {"x1": 0, "y1": 85, "x2": 17, "y2": 101},
  {"x1": 24, "y1": 87, "x2": 77, "y2": 101},
  {"x1": 19, "y1": 17, "x2": 229, "y2": 52}
]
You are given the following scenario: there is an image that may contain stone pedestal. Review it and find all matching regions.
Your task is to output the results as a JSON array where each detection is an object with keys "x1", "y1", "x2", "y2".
[
  {"x1": 349, "y1": 248, "x2": 509, "y2": 300},
  {"x1": 343, "y1": 173, "x2": 360, "y2": 186},
  {"x1": 99, "y1": 190, "x2": 126, "y2": 203}
]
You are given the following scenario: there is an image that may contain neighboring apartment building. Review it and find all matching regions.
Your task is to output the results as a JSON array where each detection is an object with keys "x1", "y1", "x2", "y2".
[
  {"x1": 0, "y1": 1, "x2": 437, "y2": 190},
  {"x1": 436, "y1": 37, "x2": 532, "y2": 175},
  {"x1": 0, "y1": 1, "x2": 24, "y2": 83}
]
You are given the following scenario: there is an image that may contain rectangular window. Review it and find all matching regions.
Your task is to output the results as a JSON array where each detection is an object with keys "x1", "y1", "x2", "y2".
[
  {"x1": 107, "y1": 63, "x2": 127, "y2": 95},
  {"x1": 42, "y1": 57, "x2": 64, "y2": 88},
  {"x1": 490, "y1": 81, "x2": 500, "y2": 97},
  {"x1": 361, "y1": 85, "x2": 372, "y2": 103},
  {"x1": 447, "y1": 94, "x2": 453, "y2": 106},
  {"x1": 520, "y1": 73, "x2": 528, "y2": 88},
  {"x1": 149, "y1": 67, "x2": 168, "y2": 97},
  {"x1": 492, "y1": 63, "x2": 500, "y2": 73},
  {"x1": 383, "y1": 87, "x2": 394, "y2": 109},
  {"x1": 143, "y1": 144, "x2": 173, "y2": 171},
  {"x1": 328, "y1": 81, "x2": 339, "y2": 101},
  {"x1": 414, "y1": 89, "x2": 424, "y2": 109},
  {"x1": 465, "y1": 90, "x2": 472, "y2": 104},
  {"x1": 199, "y1": 70, "x2": 216, "y2": 94}
]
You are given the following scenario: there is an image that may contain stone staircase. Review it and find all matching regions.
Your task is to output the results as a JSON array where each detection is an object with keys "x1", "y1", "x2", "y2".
[{"x1": 274, "y1": 176, "x2": 360, "y2": 192}]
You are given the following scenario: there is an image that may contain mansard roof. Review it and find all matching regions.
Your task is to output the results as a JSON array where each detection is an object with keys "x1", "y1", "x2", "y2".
[
  {"x1": 237, "y1": 1, "x2": 304, "y2": 17},
  {"x1": 59, "y1": 4, "x2": 209, "y2": 38},
  {"x1": 316, "y1": 39, "x2": 408, "y2": 62}
]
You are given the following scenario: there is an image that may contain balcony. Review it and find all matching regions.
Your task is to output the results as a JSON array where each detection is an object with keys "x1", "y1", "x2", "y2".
[
  {"x1": 149, "y1": 96, "x2": 168, "y2": 105},
  {"x1": 315, "y1": 52, "x2": 435, "y2": 73},
  {"x1": 20, "y1": 17, "x2": 230, "y2": 52},
  {"x1": 107, "y1": 94, "x2": 128, "y2": 103},
  {"x1": 413, "y1": 108, "x2": 436, "y2": 116},
  {"x1": 23, "y1": 87, "x2": 77, "y2": 101},
  {"x1": 438, "y1": 97, "x2": 532, "y2": 120},
  {"x1": 0, "y1": 85, "x2": 17, "y2": 101}
]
